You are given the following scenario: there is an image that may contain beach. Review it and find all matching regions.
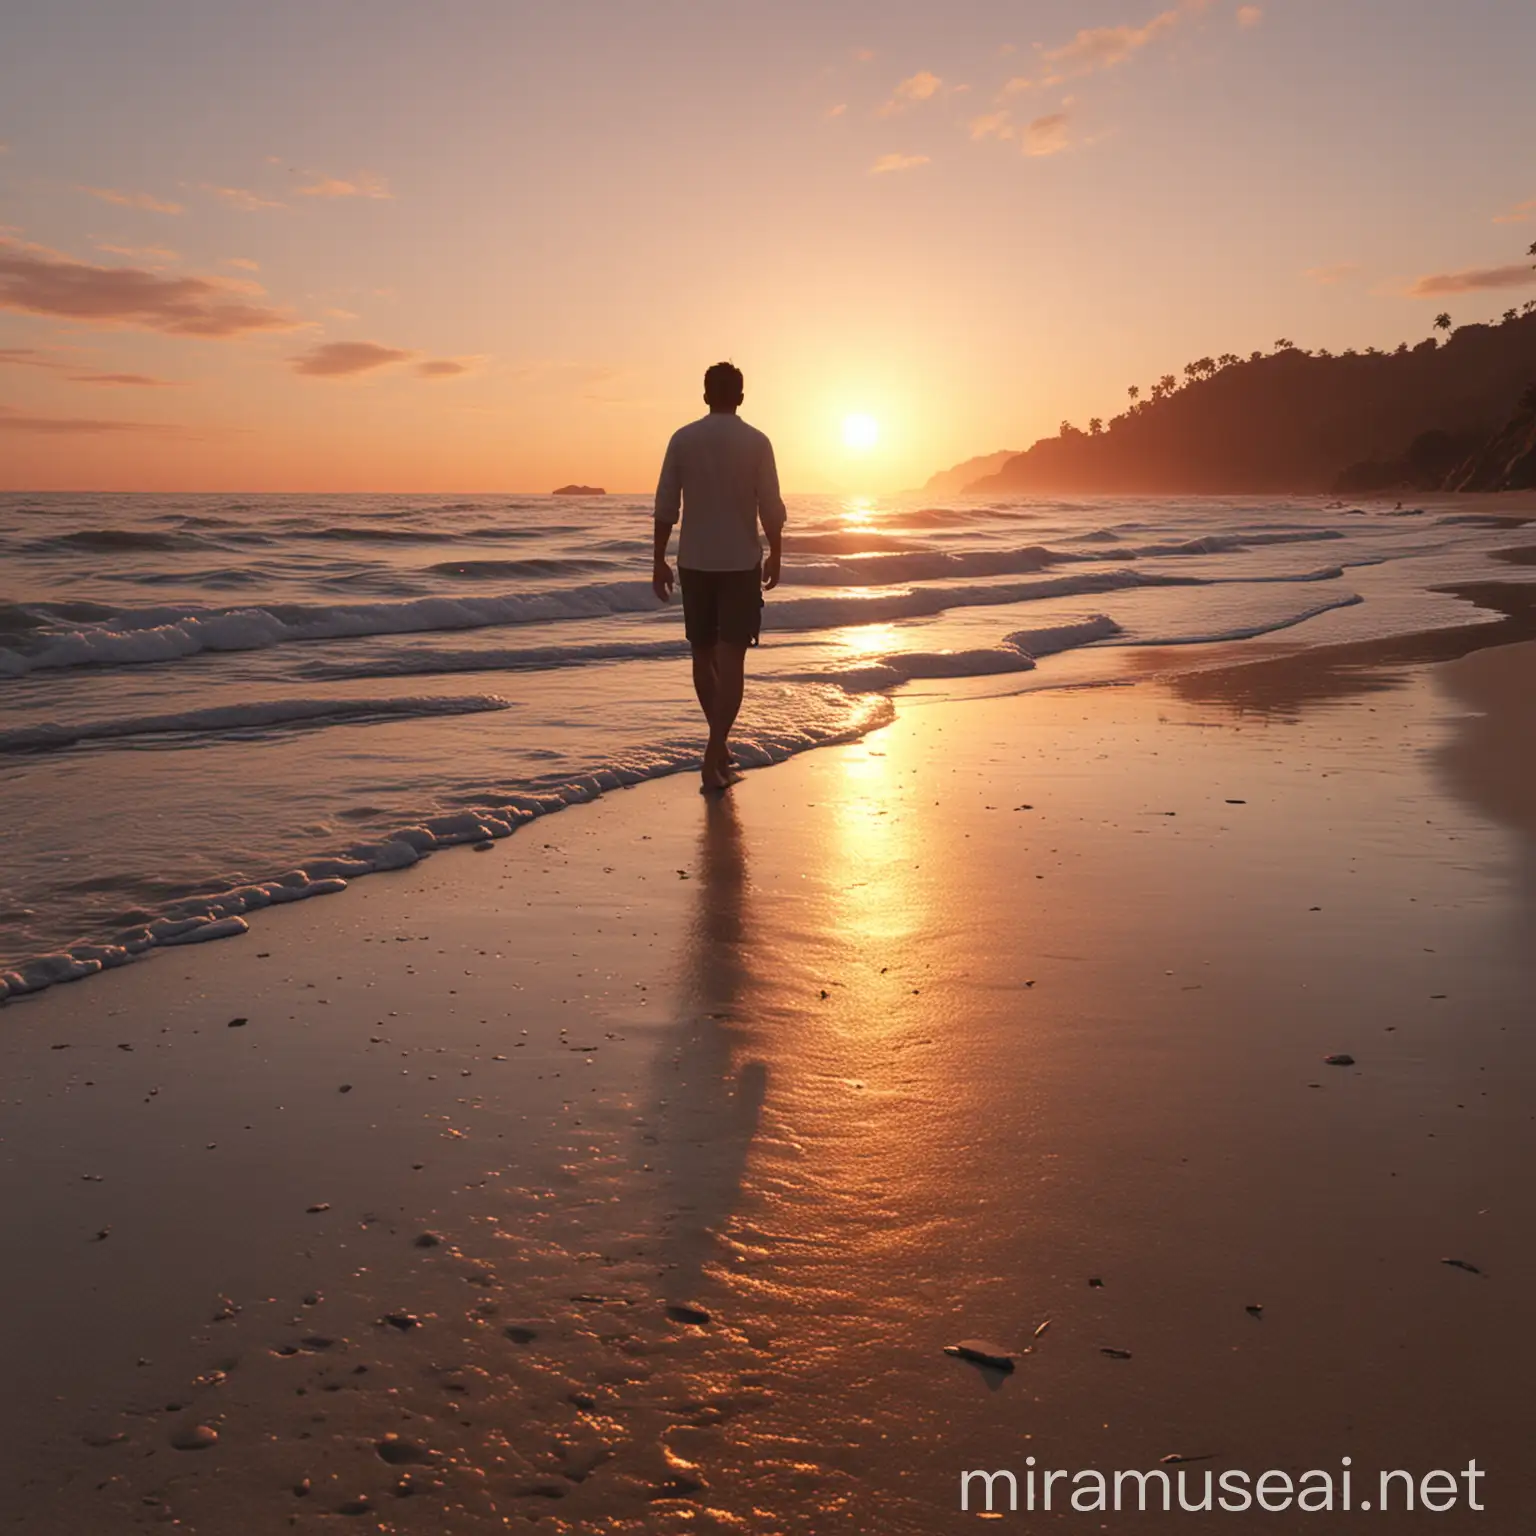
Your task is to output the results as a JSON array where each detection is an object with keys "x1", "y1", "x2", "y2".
[{"x1": 5, "y1": 623, "x2": 1534, "y2": 1533}]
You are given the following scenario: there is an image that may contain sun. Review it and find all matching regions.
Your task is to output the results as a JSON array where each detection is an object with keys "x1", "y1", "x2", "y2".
[{"x1": 842, "y1": 412, "x2": 880, "y2": 452}]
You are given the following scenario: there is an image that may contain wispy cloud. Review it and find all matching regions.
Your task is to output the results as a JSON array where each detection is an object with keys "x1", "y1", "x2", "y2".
[
  {"x1": 69, "y1": 372, "x2": 181, "y2": 387},
  {"x1": 853, "y1": 48, "x2": 875, "y2": 63},
  {"x1": 0, "y1": 347, "x2": 68, "y2": 371},
  {"x1": 870, "y1": 153, "x2": 932, "y2": 175},
  {"x1": 1236, "y1": 5, "x2": 1263, "y2": 26},
  {"x1": 297, "y1": 173, "x2": 393, "y2": 200},
  {"x1": 94, "y1": 242, "x2": 180, "y2": 265},
  {"x1": 879, "y1": 71, "x2": 943, "y2": 116},
  {"x1": 1037, "y1": 0, "x2": 1214, "y2": 83},
  {"x1": 1024, "y1": 111, "x2": 1073, "y2": 157},
  {"x1": 416, "y1": 358, "x2": 476, "y2": 379},
  {"x1": 289, "y1": 340, "x2": 413, "y2": 377},
  {"x1": 208, "y1": 186, "x2": 285, "y2": 212},
  {"x1": 0, "y1": 238, "x2": 297, "y2": 337},
  {"x1": 80, "y1": 186, "x2": 184, "y2": 215},
  {"x1": 224, "y1": 257, "x2": 261, "y2": 271},
  {"x1": 1493, "y1": 197, "x2": 1536, "y2": 225},
  {"x1": 1305, "y1": 262, "x2": 1362, "y2": 285},
  {"x1": 0, "y1": 404, "x2": 183, "y2": 435},
  {"x1": 1408, "y1": 263, "x2": 1536, "y2": 297},
  {"x1": 825, "y1": 103, "x2": 848, "y2": 120},
  {"x1": 969, "y1": 111, "x2": 1015, "y2": 142}
]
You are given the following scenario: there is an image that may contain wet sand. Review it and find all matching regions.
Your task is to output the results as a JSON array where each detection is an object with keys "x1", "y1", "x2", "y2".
[{"x1": 3, "y1": 634, "x2": 1535, "y2": 1532}]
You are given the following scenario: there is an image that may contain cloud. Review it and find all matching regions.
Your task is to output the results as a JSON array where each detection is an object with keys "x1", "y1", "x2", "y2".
[
  {"x1": 289, "y1": 340, "x2": 413, "y2": 377},
  {"x1": 94, "y1": 242, "x2": 180, "y2": 265},
  {"x1": 1024, "y1": 111, "x2": 1072, "y2": 157},
  {"x1": 825, "y1": 103, "x2": 848, "y2": 120},
  {"x1": 1305, "y1": 261, "x2": 1362, "y2": 285},
  {"x1": 969, "y1": 111, "x2": 1015, "y2": 142},
  {"x1": 879, "y1": 71, "x2": 942, "y2": 116},
  {"x1": 0, "y1": 238, "x2": 297, "y2": 337},
  {"x1": 0, "y1": 347, "x2": 68, "y2": 371},
  {"x1": 870, "y1": 153, "x2": 932, "y2": 175},
  {"x1": 1493, "y1": 198, "x2": 1536, "y2": 225},
  {"x1": 1039, "y1": 0, "x2": 1213, "y2": 81},
  {"x1": 69, "y1": 372, "x2": 181, "y2": 387},
  {"x1": 297, "y1": 173, "x2": 393, "y2": 200},
  {"x1": 209, "y1": 186, "x2": 285, "y2": 211},
  {"x1": 1236, "y1": 4, "x2": 1263, "y2": 25},
  {"x1": 1408, "y1": 263, "x2": 1536, "y2": 297},
  {"x1": 853, "y1": 48, "x2": 875, "y2": 63},
  {"x1": 0, "y1": 404, "x2": 182, "y2": 435},
  {"x1": 415, "y1": 359, "x2": 475, "y2": 379},
  {"x1": 80, "y1": 186, "x2": 184, "y2": 215},
  {"x1": 224, "y1": 257, "x2": 261, "y2": 270}
]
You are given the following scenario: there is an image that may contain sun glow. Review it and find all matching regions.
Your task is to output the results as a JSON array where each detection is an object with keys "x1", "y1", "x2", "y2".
[{"x1": 842, "y1": 412, "x2": 880, "y2": 452}]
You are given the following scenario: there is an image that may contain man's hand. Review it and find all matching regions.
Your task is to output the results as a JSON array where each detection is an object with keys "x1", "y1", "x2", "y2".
[
  {"x1": 652, "y1": 559, "x2": 675, "y2": 603},
  {"x1": 762, "y1": 549, "x2": 782, "y2": 591}
]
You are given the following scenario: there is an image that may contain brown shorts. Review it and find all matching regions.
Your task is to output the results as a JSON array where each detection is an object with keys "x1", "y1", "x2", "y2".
[{"x1": 679, "y1": 565, "x2": 763, "y2": 648}]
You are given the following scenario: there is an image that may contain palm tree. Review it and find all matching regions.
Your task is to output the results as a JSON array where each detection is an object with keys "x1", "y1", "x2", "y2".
[
  {"x1": 1217, "y1": 353, "x2": 1240, "y2": 369},
  {"x1": 1524, "y1": 300, "x2": 1536, "y2": 315},
  {"x1": 1434, "y1": 312, "x2": 1451, "y2": 336},
  {"x1": 1127, "y1": 384, "x2": 1139, "y2": 403},
  {"x1": 1273, "y1": 338, "x2": 1295, "y2": 352},
  {"x1": 1249, "y1": 350, "x2": 1264, "y2": 363},
  {"x1": 1158, "y1": 373, "x2": 1177, "y2": 394},
  {"x1": 1088, "y1": 417, "x2": 1104, "y2": 435},
  {"x1": 1503, "y1": 308, "x2": 1518, "y2": 324}
]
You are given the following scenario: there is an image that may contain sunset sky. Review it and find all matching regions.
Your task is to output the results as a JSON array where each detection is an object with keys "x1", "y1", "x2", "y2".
[{"x1": 1, "y1": 0, "x2": 1533, "y2": 494}]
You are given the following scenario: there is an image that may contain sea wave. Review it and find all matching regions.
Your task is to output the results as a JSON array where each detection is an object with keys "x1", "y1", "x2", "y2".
[{"x1": 0, "y1": 694, "x2": 514, "y2": 754}]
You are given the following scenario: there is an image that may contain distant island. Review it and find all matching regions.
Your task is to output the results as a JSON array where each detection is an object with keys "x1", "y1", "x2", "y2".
[
  {"x1": 552, "y1": 484, "x2": 606, "y2": 496},
  {"x1": 930, "y1": 240, "x2": 1536, "y2": 497},
  {"x1": 920, "y1": 450, "x2": 1020, "y2": 497}
]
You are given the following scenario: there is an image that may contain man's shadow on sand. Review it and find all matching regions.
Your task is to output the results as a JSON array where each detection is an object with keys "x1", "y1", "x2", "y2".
[{"x1": 647, "y1": 792, "x2": 768, "y2": 1307}]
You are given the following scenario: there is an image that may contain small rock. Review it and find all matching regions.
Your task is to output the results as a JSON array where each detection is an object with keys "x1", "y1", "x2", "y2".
[
  {"x1": 1087, "y1": 1277, "x2": 1104, "y2": 1288},
  {"x1": 414, "y1": 1232, "x2": 442, "y2": 1249},
  {"x1": 376, "y1": 1433, "x2": 430, "y2": 1466},
  {"x1": 91, "y1": 1228, "x2": 110, "y2": 1242},
  {"x1": 473, "y1": 840, "x2": 495, "y2": 852},
  {"x1": 1441, "y1": 1258, "x2": 1483, "y2": 1275},
  {"x1": 292, "y1": 1479, "x2": 312, "y2": 1498},
  {"x1": 338, "y1": 1084, "x2": 352, "y2": 1093},
  {"x1": 381, "y1": 1312, "x2": 421, "y2": 1331},
  {"x1": 1324, "y1": 1053, "x2": 1355, "y2": 1066},
  {"x1": 504, "y1": 1325, "x2": 538, "y2": 1344},
  {"x1": 1100, "y1": 1347, "x2": 1133, "y2": 1360},
  {"x1": 943, "y1": 1339, "x2": 1015, "y2": 1371},
  {"x1": 170, "y1": 1424, "x2": 218, "y2": 1451},
  {"x1": 337, "y1": 1496, "x2": 373, "y2": 1516},
  {"x1": 227, "y1": 1018, "x2": 248, "y2": 1028},
  {"x1": 306, "y1": 1203, "x2": 331, "y2": 1213},
  {"x1": 665, "y1": 1303, "x2": 711, "y2": 1326},
  {"x1": 1245, "y1": 1304, "x2": 1264, "y2": 1318}
]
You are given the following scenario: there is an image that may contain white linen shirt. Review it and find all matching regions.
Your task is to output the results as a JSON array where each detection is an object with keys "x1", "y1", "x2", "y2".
[{"x1": 654, "y1": 412, "x2": 787, "y2": 572}]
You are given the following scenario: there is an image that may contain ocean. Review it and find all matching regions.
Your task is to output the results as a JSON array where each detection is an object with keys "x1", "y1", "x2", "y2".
[{"x1": 2, "y1": 490, "x2": 1530, "y2": 998}]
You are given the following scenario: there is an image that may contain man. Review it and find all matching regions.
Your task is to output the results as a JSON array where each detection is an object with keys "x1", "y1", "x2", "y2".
[{"x1": 653, "y1": 362, "x2": 785, "y2": 792}]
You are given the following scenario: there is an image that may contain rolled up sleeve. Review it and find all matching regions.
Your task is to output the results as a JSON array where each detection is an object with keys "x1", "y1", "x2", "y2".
[
  {"x1": 756, "y1": 440, "x2": 787, "y2": 536},
  {"x1": 654, "y1": 433, "x2": 682, "y2": 528}
]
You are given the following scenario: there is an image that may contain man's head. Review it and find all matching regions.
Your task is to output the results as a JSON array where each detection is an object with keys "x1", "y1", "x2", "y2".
[{"x1": 703, "y1": 361, "x2": 744, "y2": 412}]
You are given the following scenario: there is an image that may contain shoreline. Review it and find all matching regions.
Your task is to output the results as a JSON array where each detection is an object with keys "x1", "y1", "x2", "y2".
[
  {"x1": 3, "y1": 632, "x2": 1534, "y2": 1530},
  {"x1": 6, "y1": 552, "x2": 1536, "y2": 1008}
]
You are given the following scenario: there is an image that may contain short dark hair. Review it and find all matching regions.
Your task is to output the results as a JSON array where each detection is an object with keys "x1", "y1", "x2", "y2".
[{"x1": 703, "y1": 361, "x2": 744, "y2": 406}]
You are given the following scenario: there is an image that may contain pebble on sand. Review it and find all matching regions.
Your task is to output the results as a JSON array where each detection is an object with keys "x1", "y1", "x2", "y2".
[
  {"x1": 170, "y1": 1424, "x2": 218, "y2": 1451},
  {"x1": 306, "y1": 1203, "x2": 331, "y2": 1213},
  {"x1": 376, "y1": 1433, "x2": 431, "y2": 1466},
  {"x1": 665, "y1": 1302, "x2": 712, "y2": 1326},
  {"x1": 1324, "y1": 1053, "x2": 1356, "y2": 1066},
  {"x1": 1441, "y1": 1258, "x2": 1483, "y2": 1275},
  {"x1": 943, "y1": 1339, "x2": 1016, "y2": 1372},
  {"x1": 413, "y1": 1231, "x2": 443, "y2": 1248},
  {"x1": 1100, "y1": 1347, "x2": 1133, "y2": 1360},
  {"x1": 227, "y1": 1017, "x2": 247, "y2": 1028},
  {"x1": 380, "y1": 1311, "x2": 421, "y2": 1331}
]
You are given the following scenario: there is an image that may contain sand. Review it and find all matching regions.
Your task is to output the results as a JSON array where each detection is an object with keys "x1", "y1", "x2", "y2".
[{"x1": 2, "y1": 633, "x2": 1535, "y2": 1533}]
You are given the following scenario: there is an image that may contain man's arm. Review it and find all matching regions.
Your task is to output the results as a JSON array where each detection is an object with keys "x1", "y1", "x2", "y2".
[
  {"x1": 653, "y1": 434, "x2": 681, "y2": 601},
  {"x1": 757, "y1": 438, "x2": 787, "y2": 590},
  {"x1": 652, "y1": 518, "x2": 674, "y2": 602}
]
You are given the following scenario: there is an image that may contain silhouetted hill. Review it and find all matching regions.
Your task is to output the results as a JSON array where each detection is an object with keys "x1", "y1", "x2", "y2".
[
  {"x1": 966, "y1": 310, "x2": 1536, "y2": 496},
  {"x1": 920, "y1": 450, "x2": 1019, "y2": 497}
]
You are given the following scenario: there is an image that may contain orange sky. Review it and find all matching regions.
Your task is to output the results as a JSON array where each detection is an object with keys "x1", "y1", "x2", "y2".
[{"x1": 1, "y1": 0, "x2": 1533, "y2": 494}]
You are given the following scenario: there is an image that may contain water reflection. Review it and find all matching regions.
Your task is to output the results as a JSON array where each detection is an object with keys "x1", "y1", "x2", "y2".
[{"x1": 651, "y1": 794, "x2": 767, "y2": 1306}]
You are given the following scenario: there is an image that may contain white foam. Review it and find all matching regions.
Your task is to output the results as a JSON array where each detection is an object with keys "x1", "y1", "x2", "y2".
[
  {"x1": 0, "y1": 690, "x2": 893, "y2": 1003},
  {"x1": 0, "y1": 694, "x2": 511, "y2": 753}
]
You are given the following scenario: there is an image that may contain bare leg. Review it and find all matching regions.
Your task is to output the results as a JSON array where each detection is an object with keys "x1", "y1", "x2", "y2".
[
  {"x1": 690, "y1": 643, "x2": 718, "y2": 731},
  {"x1": 705, "y1": 643, "x2": 747, "y2": 784}
]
